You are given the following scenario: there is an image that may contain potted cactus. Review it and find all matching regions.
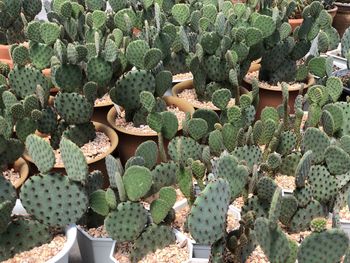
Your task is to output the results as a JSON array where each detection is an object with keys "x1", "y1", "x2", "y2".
[
  {"x1": 0, "y1": 134, "x2": 102, "y2": 262},
  {"x1": 333, "y1": 0, "x2": 350, "y2": 37},
  {"x1": 0, "y1": 0, "x2": 42, "y2": 61}
]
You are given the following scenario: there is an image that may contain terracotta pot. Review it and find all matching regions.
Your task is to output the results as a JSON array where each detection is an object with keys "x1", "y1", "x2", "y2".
[
  {"x1": 333, "y1": 2, "x2": 350, "y2": 37},
  {"x1": 11, "y1": 157, "x2": 29, "y2": 189},
  {"x1": 172, "y1": 79, "x2": 249, "y2": 111},
  {"x1": 243, "y1": 72, "x2": 315, "y2": 118},
  {"x1": 92, "y1": 96, "x2": 114, "y2": 126},
  {"x1": 107, "y1": 96, "x2": 195, "y2": 164},
  {"x1": 288, "y1": 18, "x2": 303, "y2": 32},
  {"x1": 0, "y1": 44, "x2": 10, "y2": 60},
  {"x1": 24, "y1": 122, "x2": 118, "y2": 187},
  {"x1": 328, "y1": 5, "x2": 338, "y2": 18}
]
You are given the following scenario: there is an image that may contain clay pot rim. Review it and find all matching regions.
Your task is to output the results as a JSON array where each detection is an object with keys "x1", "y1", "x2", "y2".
[
  {"x1": 171, "y1": 79, "x2": 249, "y2": 110},
  {"x1": 94, "y1": 99, "x2": 114, "y2": 108},
  {"x1": 10, "y1": 157, "x2": 29, "y2": 189},
  {"x1": 107, "y1": 96, "x2": 195, "y2": 137},
  {"x1": 244, "y1": 71, "x2": 315, "y2": 92},
  {"x1": 23, "y1": 122, "x2": 119, "y2": 169},
  {"x1": 288, "y1": 18, "x2": 304, "y2": 23},
  {"x1": 335, "y1": 1, "x2": 350, "y2": 7},
  {"x1": 327, "y1": 5, "x2": 338, "y2": 12}
]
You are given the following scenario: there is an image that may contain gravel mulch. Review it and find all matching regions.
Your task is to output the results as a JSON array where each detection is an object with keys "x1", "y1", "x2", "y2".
[
  {"x1": 173, "y1": 72, "x2": 193, "y2": 82},
  {"x1": 94, "y1": 93, "x2": 112, "y2": 106},
  {"x1": 246, "y1": 246, "x2": 269, "y2": 263},
  {"x1": 85, "y1": 225, "x2": 109, "y2": 238},
  {"x1": 2, "y1": 168, "x2": 20, "y2": 185},
  {"x1": 340, "y1": 205, "x2": 350, "y2": 221},
  {"x1": 177, "y1": 88, "x2": 235, "y2": 110},
  {"x1": 3, "y1": 235, "x2": 66, "y2": 263},
  {"x1": 115, "y1": 106, "x2": 185, "y2": 134},
  {"x1": 52, "y1": 132, "x2": 111, "y2": 166},
  {"x1": 275, "y1": 175, "x2": 296, "y2": 191}
]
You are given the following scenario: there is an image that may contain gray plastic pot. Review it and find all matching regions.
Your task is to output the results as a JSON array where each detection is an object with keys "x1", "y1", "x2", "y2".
[
  {"x1": 12, "y1": 200, "x2": 77, "y2": 263},
  {"x1": 76, "y1": 227, "x2": 117, "y2": 263}
]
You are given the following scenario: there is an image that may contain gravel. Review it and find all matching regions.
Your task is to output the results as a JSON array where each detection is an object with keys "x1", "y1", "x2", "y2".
[
  {"x1": 340, "y1": 205, "x2": 350, "y2": 221},
  {"x1": 173, "y1": 72, "x2": 193, "y2": 82},
  {"x1": 53, "y1": 132, "x2": 111, "y2": 166},
  {"x1": 3, "y1": 235, "x2": 66, "y2": 263},
  {"x1": 85, "y1": 225, "x2": 110, "y2": 238},
  {"x1": 177, "y1": 88, "x2": 235, "y2": 110},
  {"x1": 2, "y1": 168, "x2": 20, "y2": 185},
  {"x1": 275, "y1": 175, "x2": 296, "y2": 190},
  {"x1": 115, "y1": 106, "x2": 185, "y2": 134},
  {"x1": 94, "y1": 93, "x2": 112, "y2": 106}
]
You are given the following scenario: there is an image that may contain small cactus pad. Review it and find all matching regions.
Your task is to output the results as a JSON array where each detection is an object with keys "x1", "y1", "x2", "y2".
[
  {"x1": 20, "y1": 174, "x2": 88, "y2": 227},
  {"x1": 25, "y1": 134, "x2": 55, "y2": 173},
  {"x1": 302, "y1": 127, "x2": 330, "y2": 163},
  {"x1": 105, "y1": 201, "x2": 148, "y2": 242},
  {"x1": 188, "y1": 178, "x2": 231, "y2": 245},
  {"x1": 135, "y1": 140, "x2": 158, "y2": 169},
  {"x1": 123, "y1": 166, "x2": 153, "y2": 201}
]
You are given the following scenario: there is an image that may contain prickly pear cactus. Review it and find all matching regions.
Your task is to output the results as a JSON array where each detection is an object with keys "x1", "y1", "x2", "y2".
[{"x1": 188, "y1": 178, "x2": 231, "y2": 245}]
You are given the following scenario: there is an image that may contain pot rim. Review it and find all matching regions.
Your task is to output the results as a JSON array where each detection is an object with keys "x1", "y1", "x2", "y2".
[
  {"x1": 23, "y1": 122, "x2": 119, "y2": 169},
  {"x1": 244, "y1": 72, "x2": 315, "y2": 92},
  {"x1": 12, "y1": 157, "x2": 29, "y2": 189},
  {"x1": 107, "y1": 96, "x2": 194, "y2": 137}
]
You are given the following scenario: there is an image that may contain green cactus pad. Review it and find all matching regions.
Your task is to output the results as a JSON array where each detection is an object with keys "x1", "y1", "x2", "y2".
[
  {"x1": 279, "y1": 195, "x2": 298, "y2": 226},
  {"x1": 257, "y1": 177, "x2": 277, "y2": 202},
  {"x1": 123, "y1": 166, "x2": 153, "y2": 201},
  {"x1": 135, "y1": 140, "x2": 158, "y2": 169},
  {"x1": 150, "y1": 162, "x2": 177, "y2": 194},
  {"x1": 54, "y1": 92, "x2": 93, "y2": 124},
  {"x1": 168, "y1": 136, "x2": 202, "y2": 164},
  {"x1": 53, "y1": 64, "x2": 83, "y2": 92},
  {"x1": 20, "y1": 174, "x2": 88, "y2": 227},
  {"x1": 279, "y1": 152, "x2": 301, "y2": 176},
  {"x1": 302, "y1": 127, "x2": 330, "y2": 163},
  {"x1": 25, "y1": 134, "x2": 55, "y2": 173},
  {"x1": 40, "y1": 22, "x2": 60, "y2": 45},
  {"x1": 105, "y1": 201, "x2": 148, "y2": 242},
  {"x1": 188, "y1": 178, "x2": 231, "y2": 245},
  {"x1": 289, "y1": 200, "x2": 324, "y2": 232},
  {"x1": 298, "y1": 229, "x2": 349, "y2": 263},
  {"x1": 130, "y1": 224, "x2": 175, "y2": 262},
  {"x1": 188, "y1": 118, "x2": 208, "y2": 141},
  {"x1": 232, "y1": 145, "x2": 262, "y2": 170},
  {"x1": 325, "y1": 145, "x2": 350, "y2": 175},
  {"x1": 308, "y1": 165, "x2": 337, "y2": 203},
  {"x1": 90, "y1": 189, "x2": 110, "y2": 216},
  {"x1": 0, "y1": 217, "x2": 52, "y2": 261},
  {"x1": 216, "y1": 155, "x2": 249, "y2": 200},
  {"x1": 59, "y1": 137, "x2": 88, "y2": 183},
  {"x1": 255, "y1": 217, "x2": 291, "y2": 262},
  {"x1": 295, "y1": 150, "x2": 313, "y2": 188},
  {"x1": 87, "y1": 57, "x2": 113, "y2": 87}
]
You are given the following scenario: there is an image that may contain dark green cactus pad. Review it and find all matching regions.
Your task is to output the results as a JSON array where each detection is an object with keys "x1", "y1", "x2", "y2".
[
  {"x1": 257, "y1": 177, "x2": 277, "y2": 202},
  {"x1": 40, "y1": 22, "x2": 60, "y2": 45},
  {"x1": 161, "y1": 111, "x2": 178, "y2": 140},
  {"x1": 289, "y1": 200, "x2": 324, "y2": 232},
  {"x1": 209, "y1": 129, "x2": 224, "y2": 155},
  {"x1": 188, "y1": 178, "x2": 231, "y2": 245},
  {"x1": 261, "y1": 107, "x2": 279, "y2": 123},
  {"x1": 0, "y1": 217, "x2": 52, "y2": 261},
  {"x1": 294, "y1": 185, "x2": 313, "y2": 207},
  {"x1": 150, "y1": 198, "x2": 171, "y2": 224},
  {"x1": 16, "y1": 117, "x2": 37, "y2": 141},
  {"x1": 20, "y1": 173, "x2": 88, "y2": 227},
  {"x1": 0, "y1": 138, "x2": 24, "y2": 166},
  {"x1": 323, "y1": 103, "x2": 343, "y2": 132},
  {"x1": 86, "y1": 170, "x2": 104, "y2": 196},
  {"x1": 135, "y1": 140, "x2": 158, "y2": 169},
  {"x1": 63, "y1": 122, "x2": 96, "y2": 147},
  {"x1": 255, "y1": 217, "x2": 291, "y2": 263},
  {"x1": 232, "y1": 145, "x2": 262, "y2": 170},
  {"x1": 279, "y1": 152, "x2": 301, "y2": 176},
  {"x1": 29, "y1": 43, "x2": 53, "y2": 70},
  {"x1": 37, "y1": 107, "x2": 57, "y2": 134},
  {"x1": 110, "y1": 70, "x2": 155, "y2": 111},
  {"x1": 52, "y1": 64, "x2": 83, "y2": 92},
  {"x1": 242, "y1": 195, "x2": 270, "y2": 219},
  {"x1": 123, "y1": 166, "x2": 152, "y2": 201},
  {"x1": 192, "y1": 109, "x2": 220, "y2": 132},
  {"x1": 279, "y1": 195, "x2": 298, "y2": 226},
  {"x1": 54, "y1": 92, "x2": 93, "y2": 124},
  {"x1": 150, "y1": 162, "x2": 177, "y2": 194},
  {"x1": 0, "y1": 176, "x2": 16, "y2": 206},
  {"x1": 258, "y1": 119, "x2": 277, "y2": 145},
  {"x1": 324, "y1": 145, "x2": 350, "y2": 175},
  {"x1": 308, "y1": 165, "x2": 337, "y2": 203},
  {"x1": 216, "y1": 155, "x2": 249, "y2": 200},
  {"x1": 0, "y1": 200, "x2": 13, "y2": 234},
  {"x1": 222, "y1": 123, "x2": 238, "y2": 152},
  {"x1": 298, "y1": 229, "x2": 349, "y2": 263},
  {"x1": 130, "y1": 224, "x2": 175, "y2": 262},
  {"x1": 90, "y1": 189, "x2": 109, "y2": 216},
  {"x1": 340, "y1": 135, "x2": 350, "y2": 155},
  {"x1": 277, "y1": 131, "x2": 297, "y2": 156},
  {"x1": 114, "y1": 8, "x2": 137, "y2": 33},
  {"x1": 8, "y1": 66, "x2": 49, "y2": 99},
  {"x1": 60, "y1": 137, "x2": 88, "y2": 183},
  {"x1": 12, "y1": 45, "x2": 30, "y2": 66},
  {"x1": 87, "y1": 57, "x2": 113, "y2": 87},
  {"x1": 336, "y1": 101, "x2": 350, "y2": 136},
  {"x1": 168, "y1": 136, "x2": 202, "y2": 165},
  {"x1": 105, "y1": 201, "x2": 148, "y2": 242},
  {"x1": 188, "y1": 118, "x2": 208, "y2": 141},
  {"x1": 267, "y1": 152, "x2": 282, "y2": 170},
  {"x1": 295, "y1": 150, "x2": 313, "y2": 188},
  {"x1": 25, "y1": 134, "x2": 55, "y2": 173}
]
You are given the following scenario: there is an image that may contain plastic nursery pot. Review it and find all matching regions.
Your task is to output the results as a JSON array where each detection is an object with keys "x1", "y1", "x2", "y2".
[
  {"x1": 333, "y1": 2, "x2": 350, "y2": 37},
  {"x1": 333, "y1": 68, "x2": 350, "y2": 101},
  {"x1": 11, "y1": 157, "x2": 29, "y2": 190},
  {"x1": 243, "y1": 72, "x2": 315, "y2": 118},
  {"x1": 326, "y1": 44, "x2": 346, "y2": 69},
  {"x1": 288, "y1": 18, "x2": 303, "y2": 32},
  {"x1": 76, "y1": 227, "x2": 117, "y2": 263},
  {"x1": 107, "y1": 96, "x2": 194, "y2": 164},
  {"x1": 0, "y1": 44, "x2": 11, "y2": 60},
  {"x1": 11, "y1": 200, "x2": 78, "y2": 263},
  {"x1": 171, "y1": 79, "x2": 249, "y2": 111},
  {"x1": 23, "y1": 122, "x2": 118, "y2": 186}
]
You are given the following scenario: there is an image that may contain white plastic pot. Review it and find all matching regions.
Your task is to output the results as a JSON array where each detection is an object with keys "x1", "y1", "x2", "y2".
[
  {"x1": 12, "y1": 200, "x2": 77, "y2": 263},
  {"x1": 76, "y1": 227, "x2": 117, "y2": 263},
  {"x1": 326, "y1": 44, "x2": 347, "y2": 69}
]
